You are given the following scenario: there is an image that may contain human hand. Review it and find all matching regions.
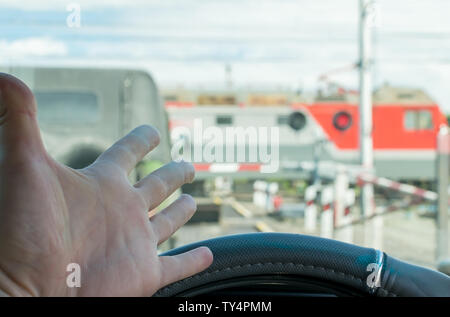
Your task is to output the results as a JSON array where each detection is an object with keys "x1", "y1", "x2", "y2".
[{"x1": 0, "y1": 73, "x2": 213, "y2": 296}]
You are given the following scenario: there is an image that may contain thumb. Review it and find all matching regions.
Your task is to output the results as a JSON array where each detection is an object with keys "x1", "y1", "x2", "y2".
[{"x1": 0, "y1": 73, "x2": 46, "y2": 161}]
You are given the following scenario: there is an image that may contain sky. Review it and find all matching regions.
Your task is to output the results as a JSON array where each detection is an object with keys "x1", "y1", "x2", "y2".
[{"x1": 1, "y1": 0, "x2": 450, "y2": 112}]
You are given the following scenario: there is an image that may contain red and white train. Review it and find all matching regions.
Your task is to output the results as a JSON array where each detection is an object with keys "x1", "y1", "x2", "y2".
[{"x1": 163, "y1": 85, "x2": 447, "y2": 182}]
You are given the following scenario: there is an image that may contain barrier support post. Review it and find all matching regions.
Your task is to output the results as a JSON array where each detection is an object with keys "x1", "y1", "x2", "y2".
[
  {"x1": 334, "y1": 165, "x2": 348, "y2": 228},
  {"x1": 320, "y1": 186, "x2": 334, "y2": 239},
  {"x1": 304, "y1": 185, "x2": 318, "y2": 233},
  {"x1": 436, "y1": 126, "x2": 449, "y2": 272}
]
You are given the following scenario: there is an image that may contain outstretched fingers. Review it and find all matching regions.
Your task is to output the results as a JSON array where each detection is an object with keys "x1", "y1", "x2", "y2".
[
  {"x1": 158, "y1": 247, "x2": 213, "y2": 288},
  {"x1": 95, "y1": 125, "x2": 160, "y2": 174},
  {"x1": 135, "y1": 160, "x2": 195, "y2": 211},
  {"x1": 150, "y1": 194, "x2": 197, "y2": 245}
]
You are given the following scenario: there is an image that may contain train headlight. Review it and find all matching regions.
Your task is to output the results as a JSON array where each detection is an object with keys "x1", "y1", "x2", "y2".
[
  {"x1": 333, "y1": 111, "x2": 352, "y2": 131},
  {"x1": 288, "y1": 111, "x2": 307, "y2": 131}
]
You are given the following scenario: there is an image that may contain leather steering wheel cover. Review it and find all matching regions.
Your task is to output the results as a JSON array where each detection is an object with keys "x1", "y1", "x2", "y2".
[{"x1": 155, "y1": 233, "x2": 450, "y2": 297}]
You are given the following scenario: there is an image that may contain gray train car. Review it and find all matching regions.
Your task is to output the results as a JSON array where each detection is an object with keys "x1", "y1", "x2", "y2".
[{"x1": 1, "y1": 66, "x2": 171, "y2": 177}]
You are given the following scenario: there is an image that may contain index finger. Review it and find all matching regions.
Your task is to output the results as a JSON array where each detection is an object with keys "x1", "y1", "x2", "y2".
[
  {"x1": 95, "y1": 125, "x2": 160, "y2": 174},
  {"x1": 134, "y1": 160, "x2": 195, "y2": 210}
]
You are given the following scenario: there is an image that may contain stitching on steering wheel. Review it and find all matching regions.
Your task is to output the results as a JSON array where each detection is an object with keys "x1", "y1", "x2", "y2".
[{"x1": 158, "y1": 262, "x2": 398, "y2": 297}]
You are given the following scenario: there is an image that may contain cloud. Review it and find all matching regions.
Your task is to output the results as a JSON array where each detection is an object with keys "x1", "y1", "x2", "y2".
[{"x1": 0, "y1": 37, "x2": 68, "y2": 58}]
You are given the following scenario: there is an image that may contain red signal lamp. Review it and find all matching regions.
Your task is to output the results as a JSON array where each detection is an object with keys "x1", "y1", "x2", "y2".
[{"x1": 333, "y1": 111, "x2": 352, "y2": 131}]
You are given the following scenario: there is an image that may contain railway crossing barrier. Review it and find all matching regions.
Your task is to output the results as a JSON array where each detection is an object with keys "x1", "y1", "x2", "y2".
[
  {"x1": 250, "y1": 132, "x2": 448, "y2": 260},
  {"x1": 297, "y1": 160, "x2": 440, "y2": 202},
  {"x1": 303, "y1": 162, "x2": 440, "y2": 249},
  {"x1": 356, "y1": 174, "x2": 438, "y2": 201}
]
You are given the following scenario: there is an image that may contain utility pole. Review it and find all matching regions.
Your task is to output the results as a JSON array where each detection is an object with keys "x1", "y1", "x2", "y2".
[{"x1": 359, "y1": 0, "x2": 375, "y2": 218}]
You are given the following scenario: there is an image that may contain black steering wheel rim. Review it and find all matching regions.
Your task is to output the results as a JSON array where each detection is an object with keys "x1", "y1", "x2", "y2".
[{"x1": 155, "y1": 233, "x2": 450, "y2": 297}]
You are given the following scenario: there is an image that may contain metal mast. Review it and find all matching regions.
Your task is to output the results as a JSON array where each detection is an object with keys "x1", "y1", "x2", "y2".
[{"x1": 359, "y1": 0, "x2": 375, "y2": 217}]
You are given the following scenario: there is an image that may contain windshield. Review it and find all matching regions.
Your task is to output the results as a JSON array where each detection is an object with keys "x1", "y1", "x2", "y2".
[{"x1": 0, "y1": 0, "x2": 449, "y2": 274}]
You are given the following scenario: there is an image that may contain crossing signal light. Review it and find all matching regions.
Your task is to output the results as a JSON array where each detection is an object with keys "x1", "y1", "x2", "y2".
[
  {"x1": 333, "y1": 111, "x2": 352, "y2": 131},
  {"x1": 288, "y1": 111, "x2": 307, "y2": 131}
]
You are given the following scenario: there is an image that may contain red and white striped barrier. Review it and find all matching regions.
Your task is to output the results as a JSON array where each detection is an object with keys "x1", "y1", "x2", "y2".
[
  {"x1": 194, "y1": 163, "x2": 263, "y2": 173},
  {"x1": 335, "y1": 195, "x2": 425, "y2": 230},
  {"x1": 298, "y1": 160, "x2": 439, "y2": 203},
  {"x1": 356, "y1": 173, "x2": 438, "y2": 201}
]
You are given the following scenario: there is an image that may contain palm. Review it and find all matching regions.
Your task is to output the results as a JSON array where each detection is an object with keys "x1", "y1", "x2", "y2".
[{"x1": 0, "y1": 73, "x2": 212, "y2": 296}]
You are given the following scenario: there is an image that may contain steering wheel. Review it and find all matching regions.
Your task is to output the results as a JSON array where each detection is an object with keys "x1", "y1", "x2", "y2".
[{"x1": 155, "y1": 233, "x2": 450, "y2": 297}]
